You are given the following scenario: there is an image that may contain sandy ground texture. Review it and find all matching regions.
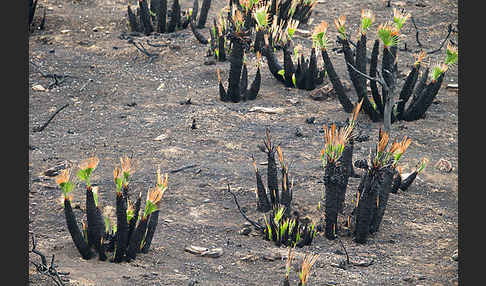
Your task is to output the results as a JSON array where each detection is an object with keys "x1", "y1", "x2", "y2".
[{"x1": 29, "y1": 0, "x2": 458, "y2": 285}]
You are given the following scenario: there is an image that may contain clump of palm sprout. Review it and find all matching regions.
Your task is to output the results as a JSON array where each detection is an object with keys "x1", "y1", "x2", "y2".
[
  {"x1": 217, "y1": 7, "x2": 262, "y2": 102},
  {"x1": 320, "y1": 101, "x2": 362, "y2": 240},
  {"x1": 319, "y1": 9, "x2": 457, "y2": 131},
  {"x1": 228, "y1": 129, "x2": 317, "y2": 248},
  {"x1": 262, "y1": 14, "x2": 326, "y2": 90},
  {"x1": 191, "y1": 0, "x2": 317, "y2": 56},
  {"x1": 127, "y1": 0, "x2": 212, "y2": 35},
  {"x1": 262, "y1": 205, "x2": 317, "y2": 247},
  {"x1": 55, "y1": 156, "x2": 168, "y2": 263},
  {"x1": 352, "y1": 130, "x2": 412, "y2": 243},
  {"x1": 56, "y1": 168, "x2": 94, "y2": 260}
]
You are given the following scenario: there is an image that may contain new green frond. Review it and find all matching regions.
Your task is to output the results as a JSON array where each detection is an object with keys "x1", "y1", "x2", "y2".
[
  {"x1": 413, "y1": 50, "x2": 427, "y2": 67},
  {"x1": 274, "y1": 206, "x2": 286, "y2": 224},
  {"x1": 56, "y1": 169, "x2": 74, "y2": 198},
  {"x1": 431, "y1": 63, "x2": 448, "y2": 82},
  {"x1": 77, "y1": 157, "x2": 99, "y2": 187},
  {"x1": 417, "y1": 157, "x2": 429, "y2": 173},
  {"x1": 445, "y1": 42, "x2": 458, "y2": 66},
  {"x1": 126, "y1": 201, "x2": 135, "y2": 222},
  {"x1": 334, "y1": 15, "x2": 347, "y2": 39},
  {"x1": 120, "y1": 155, "x2": 134, "y2": 188},
  {"x1": 143, "y1": 199, "x2": 158, "y2": 219},
  {"x1": 377, "y1": 22, "x2": 400, "y2": 48},
  {"x1": 253, "y1": 5, "x2": 269, "y2": 29},
  {"x1": 393, "y1": 8, "x2": 410, "y2": 30},
  {"x1": 287, "y1": 19, "x2": 299, "y2": 39},
  {"x1": 360, "y1": 9, "x2": 375, "y2": 34},
  {"x1": 312, "y1": 20, "x2": 328, "y2": 50}
]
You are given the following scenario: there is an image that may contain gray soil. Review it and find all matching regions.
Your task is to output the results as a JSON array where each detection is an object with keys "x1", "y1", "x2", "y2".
[{"x1": 28, "y1": 0, "x2": 458, "y2": 285}]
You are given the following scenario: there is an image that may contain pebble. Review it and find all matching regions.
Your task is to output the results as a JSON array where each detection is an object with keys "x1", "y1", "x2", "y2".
[
  {"x1": 32, "y1": 84, "x2": 47, "y2": 92},
  {"x1": 92, "y1": 26, "x2": 104, "y2": 32},
  {"x1": 451, "y1": 249, "x2": 458, "y2": 261},
  {"x1": 262, "y1": 251, "x2": 281, "y2": 261},
  {"x1": 201, "y1": 248, "x2": 223, "y2": 258},
  {"x1": 238, "y1": 226, "x2": 251, "y2": 235},
  {"x1": 204, "y1": 59, "x2": 216, "y2": 65}
]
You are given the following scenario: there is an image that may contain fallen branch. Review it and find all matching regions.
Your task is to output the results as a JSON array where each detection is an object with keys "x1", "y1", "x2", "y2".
[
  {"x1": 426, "y1": 24, "x2": 453, "y2": 54},
  {"x1": 411, "y1": 17, "x2": 423, "y2": 48},
  {"x1": 169, "y1": 164, "x2": 198, "y2": 174},
  {"x1": 29, "y1": 60, "x2": 72, "y2": 88},
  {"x1": 337, "y1": 236, "x2": 350, "y2": 265},
  {"x1": 227, "y1": 184, "x2": 264, "y2": 231},
  {"x1": 145, "y1": 39, "x2": 169, "y2": 48},
  {"x1": 410, "y1": 18, "x2": 453, "y2": 54},
  {"x1": 32, "y1": 103, "x2": 69, "y2": 132},
  {"x1": 30, "y1": 234, "x2": 69, "y2": 286},
  {"x1": 128, "y1": 39, "x2": 159, "y2": 62}
]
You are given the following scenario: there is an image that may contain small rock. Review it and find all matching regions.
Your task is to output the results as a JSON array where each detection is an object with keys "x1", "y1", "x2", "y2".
[
  {"x1": 32, "y1": 84, "x2": 47, "y2": 92},
  {"x1": 351, "y1": 259, "x2": 374, "y2": 267},
  {"x1": 184, "y1": 245, "x2": 208, "y2": 255},
  {"x1": 238, "y1": 226, "x2": 251, "y2": 235},
  {"x1": 263, "y1": 251, "x2": 281, "y2": 261},
  {"x1": 204, "y1": 59, "x2": 216, "y2": 65},
  {"x1": 403, "y1": 276, "x2": 414, "y2": 282},
  {"x1": 451, "y1": 249, "x2": 458, "y2": 261},
  {"x1": 295, "y1": 128, "x2": 303, "y2": 137},
  {"x1": 287, "y1": 98, "x2": 300, "y2": 105},
  {"x1": 201, "y1": 248, "x2": 223, "y2": 258},
  {"x1": 248, "y1": 106, "x2": 285, "y2": 114},
  {"x1": 434, "y1": 158, "x2": 453, "y2": 173},
  {"x1": 306, "y1": 117, "x2": 316, "y2": 124},
  {"x1": 447, "y1": 83, "x2": 458, "y2": 89},
  {"x1": 154, "y1": 134, "x2": 168, "y2": 141}
]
